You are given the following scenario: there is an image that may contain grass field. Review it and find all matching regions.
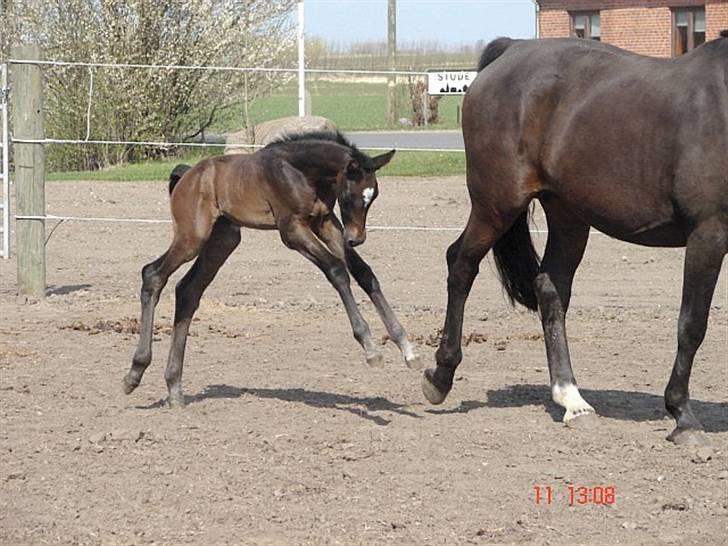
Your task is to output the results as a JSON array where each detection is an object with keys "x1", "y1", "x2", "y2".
[
  {"x1": 48, "y1": 79, "x2": 466, "y2": 180},
  {"x1": 211, "y1": 80, "x2": 466, "y2": 132},
  {"x1": 47, "y1": 148, "x2": 465, "y2": 181}
]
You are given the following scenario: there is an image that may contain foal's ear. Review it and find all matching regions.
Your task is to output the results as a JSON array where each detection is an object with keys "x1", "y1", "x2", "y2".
[{"x1": 370, "y1": 149, "x2": 396, "y2": 171}]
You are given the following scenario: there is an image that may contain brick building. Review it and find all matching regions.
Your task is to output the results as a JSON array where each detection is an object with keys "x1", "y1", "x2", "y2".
[{"x1": 536, "y1": 0, "x2": 728, "y2": 57}]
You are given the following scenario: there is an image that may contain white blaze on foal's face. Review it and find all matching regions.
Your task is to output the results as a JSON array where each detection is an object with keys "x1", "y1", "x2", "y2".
[{"x1": 362, "y1": 187, "x2": 375, "y2": 208}]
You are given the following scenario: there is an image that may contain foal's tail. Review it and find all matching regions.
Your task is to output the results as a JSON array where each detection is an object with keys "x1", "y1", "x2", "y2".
[
  {"x1": 492, "y1": 208, "x2": 541, "y2": 312},
  {"x1": 168, "y1": 164, "x2": 192, "y2": 195}
]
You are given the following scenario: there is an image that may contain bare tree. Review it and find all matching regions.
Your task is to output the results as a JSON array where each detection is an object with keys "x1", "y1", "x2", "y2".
[{"x1": 6, "y1": 0, "x2": 296, "y2": 170}]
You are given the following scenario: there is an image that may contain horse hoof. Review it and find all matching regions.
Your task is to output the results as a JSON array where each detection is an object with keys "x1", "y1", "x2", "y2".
[
  {"x1": 565, "y1": 411, "x2": 599, "y2": 429},
  {"x1": 405, "y1": 354, "x2": 423, "y2": 370},
  {"x1": 167, "y1": 395, "x2": 186, "y2": 409},
  {"x1": 122, "y1": 376, "x2": 139, "y2": 395},
  {"x1": 667, "y1": 428, "x2": 710, "y2": 447},
  {"x1": 422, "y1": 369, "x2": 449, "y2": 405},
  {"x1": 366, "y1": 353, "x2": 384, "y2": 368}
]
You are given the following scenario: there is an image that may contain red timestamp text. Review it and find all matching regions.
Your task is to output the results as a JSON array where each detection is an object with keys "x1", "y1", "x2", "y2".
[{"x1": 534, "y1": 485, "x2": 616, "y2": 506}]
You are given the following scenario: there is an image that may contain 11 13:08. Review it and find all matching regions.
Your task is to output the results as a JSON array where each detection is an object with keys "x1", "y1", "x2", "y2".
[{"x1": 534, "y1": 485, "x2": 616, "y2": 506}]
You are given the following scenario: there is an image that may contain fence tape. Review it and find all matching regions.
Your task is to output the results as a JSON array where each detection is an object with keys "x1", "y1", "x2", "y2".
[
  {"x1": 9, "y1": 58, "x2": 428, "y2": 77},
  {"x1": 14, "y1": 214, "x2": 573, "y2": 235},
  {"x1": 10, "y1": 137, "x2": 465, "y2": 153}
]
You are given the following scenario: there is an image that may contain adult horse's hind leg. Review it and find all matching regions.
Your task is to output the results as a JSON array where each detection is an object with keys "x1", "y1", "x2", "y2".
[
  {"x1": 164, "y1": 218, "x2": 241, "y2": 406},
  {"x1": 315, "y1": 215, "x2": 420, "y2": 369},
  {"x1": 423, "y1": 211, "x2": 506, "y2": 404},
  {"x1": 665, "y1": 218, "x2": 727, "y2": 446},
  {"x1": 535, "y1": 200, "x2": 596, "y2": 427}
]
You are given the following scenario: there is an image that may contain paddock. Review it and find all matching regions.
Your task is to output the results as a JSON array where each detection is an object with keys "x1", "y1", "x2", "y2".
[{"x1": 1, "y1": 175, "x2": 726, "y2": 544}]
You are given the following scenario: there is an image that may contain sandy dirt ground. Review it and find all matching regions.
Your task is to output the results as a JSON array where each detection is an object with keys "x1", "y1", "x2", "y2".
[{"x1": 1, "y1": 176, "x2": 727, "y2": 545}]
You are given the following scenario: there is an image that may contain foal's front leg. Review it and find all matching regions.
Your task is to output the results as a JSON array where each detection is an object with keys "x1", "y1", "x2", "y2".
[
  {"x1": 316, "y1": 216, "x2": 420, "y2": 368},
  {"x1": 345, "y1": 247, "x2": 421, "y2": 369},
  {"x1": 280, "y1": 219, "x2": 382, "y2": 366}
]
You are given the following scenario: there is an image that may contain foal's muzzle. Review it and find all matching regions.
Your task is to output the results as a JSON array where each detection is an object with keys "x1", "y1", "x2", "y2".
[{"x1": 344, "y1": 228, "x2": 366, "y2": 247}]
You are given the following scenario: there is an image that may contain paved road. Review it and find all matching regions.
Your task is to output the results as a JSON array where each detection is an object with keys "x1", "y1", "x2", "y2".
[
  {"x1": 345, "y1": 130, "x2": 464, "y2": 151},
  {"x1": 200, "y1": 130, "x2": 465, "y2": 151}
]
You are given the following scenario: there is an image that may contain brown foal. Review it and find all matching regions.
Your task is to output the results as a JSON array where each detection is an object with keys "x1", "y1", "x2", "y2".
[{"x1": 123, "y1": 131, "x2": 420, "y2": 406}]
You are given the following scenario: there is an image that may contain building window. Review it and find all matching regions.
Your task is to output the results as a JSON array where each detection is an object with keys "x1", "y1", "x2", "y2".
[
  {"x1": 570, "y1": 12, "x2": 601, "y2": 41},
  {"x1": 673, "y1": 7, "x2": 706, "y2": 55}
]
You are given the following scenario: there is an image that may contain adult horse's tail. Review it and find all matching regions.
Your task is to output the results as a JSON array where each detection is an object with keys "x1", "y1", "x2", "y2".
[
  {"x1": 492, "y1": 209, "x2": 540, "y2": 311},
  {"x1": 476, "y1": 38, "x2": 540, "y2": 311},
  {"x1": 477, "y1": 37, "x2": 514, "y2": 71},
  {"x1": 169, "y1": 164, "x2": 191, "y2": 194}
]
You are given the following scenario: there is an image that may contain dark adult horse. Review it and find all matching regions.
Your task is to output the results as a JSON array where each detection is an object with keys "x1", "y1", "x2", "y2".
[
  {"x1": 423, "y1": 33, "x2": 728, "y2": 446},
  {"x1": 123, "y1": 131, "x2": 420, "y2": 406}
]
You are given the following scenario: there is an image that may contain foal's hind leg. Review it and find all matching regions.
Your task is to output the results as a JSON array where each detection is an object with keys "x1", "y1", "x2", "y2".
[
  {"x1": 535, "y1": 201, "x2": 595, "y2": 427},
  {"x1": 164, "y1": 218, "x2": 241, "y2": 407},
  {"x1": 423, "y1": 211, "x2": 505, "y2": 404},
  {"x1": 124, "y1": 226, "x2": 215, "y2": 395},
  {"x1": 124, "y1": 245, "x2": 193, "y2": 394},
  {"x1": 316, "y1": 215, "x2": 420, "y2": 369},
  {"x1": 665, "y1": 218, "x2": 727, "y2": 446}
]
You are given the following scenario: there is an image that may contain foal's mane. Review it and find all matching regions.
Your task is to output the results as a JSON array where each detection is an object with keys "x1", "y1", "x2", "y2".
[{"x1": 267, "y1": 129, "x2": 372, "y2": 169}]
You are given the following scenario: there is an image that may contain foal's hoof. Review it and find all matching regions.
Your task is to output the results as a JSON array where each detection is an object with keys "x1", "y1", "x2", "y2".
[
  {"x1": 122, "y1": 375, "x2": 139, "y2": 395},
  {"x1": 405, "y1": 354, "x2": 423, "y2": 370},
  {"x1": 422, "y1": 368, "x2": 450, "y2": 405},
  {"x1": 366, "y1": 353, "x2": 385, "y2": 368},
  {"x1": 667, "y1": 427, "x2": 710, "y2": 447},
  {"x1": 565, "y1": 411, "x2": 599, "y2": 429}
]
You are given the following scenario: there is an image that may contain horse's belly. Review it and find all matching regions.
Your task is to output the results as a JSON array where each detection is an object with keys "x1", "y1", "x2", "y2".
[
  {"x1": 594, "y1": 220, "x2": 687, "y2": 247},
  {"x1": 221, "y1": 202, "x2": 277, "y2": 230},
  {"x1": 570, "y1": 203, "x2": 687, "y2": 247}
]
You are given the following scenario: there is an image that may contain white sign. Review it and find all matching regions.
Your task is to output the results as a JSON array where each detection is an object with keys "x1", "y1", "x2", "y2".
[{"x1": 427, "y1": 71, "x2": 478, "y2": 95}]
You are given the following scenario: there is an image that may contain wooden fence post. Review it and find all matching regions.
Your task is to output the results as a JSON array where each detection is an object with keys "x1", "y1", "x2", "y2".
[{"x1": 11, "y1": 44, "x2": 46, "y2": 300}]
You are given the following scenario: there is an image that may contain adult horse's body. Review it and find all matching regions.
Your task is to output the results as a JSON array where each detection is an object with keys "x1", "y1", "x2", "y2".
[
  {"x1": 124, "y1": 131, "x2": 419, "y2": 406},
  {"x1": 423, "y1": 34, "x2": 728, "y2": 445}
]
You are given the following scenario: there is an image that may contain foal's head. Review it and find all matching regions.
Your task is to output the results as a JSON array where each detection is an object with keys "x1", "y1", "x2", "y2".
[
  {"x1": 337, "y1": 148, "x2": 395, "y2": 247},
  {"x1": 269, "y1": 130, "x2": 395, "y2": 247}
]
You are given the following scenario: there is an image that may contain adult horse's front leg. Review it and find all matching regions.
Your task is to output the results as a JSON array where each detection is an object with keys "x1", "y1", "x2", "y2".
[
  {"x1": 281, "y1": 219, "x2": 382, "y2": 366},
  {"x1": 423, "y1": 213, "x2": 498, "y2": 404},
  {"x1": 665, "y1": 219, "x2": 726, "y2": 446},
  {"x1": 316, "y1": 215, "x2": 420, "y2": 369}
]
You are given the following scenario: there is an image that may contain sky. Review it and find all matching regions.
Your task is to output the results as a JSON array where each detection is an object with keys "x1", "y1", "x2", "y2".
[{"x1": 303, "y1": 0, "x2": 537, "y2": 46}]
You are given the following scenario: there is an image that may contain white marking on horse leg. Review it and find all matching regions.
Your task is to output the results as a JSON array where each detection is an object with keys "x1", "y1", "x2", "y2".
[
  {"x1": 552, "y1": 383, "x2": 595, "y2": 423},
  {"x1": 400, "y1": 337, "x2": 416, "y2": 361},
  {"x1": 398, "y1": 337, "x2": 422, "y2": 369}
]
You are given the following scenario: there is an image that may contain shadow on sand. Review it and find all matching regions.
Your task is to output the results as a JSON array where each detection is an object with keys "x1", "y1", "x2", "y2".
[
  {"x1": 139, "y1": 384, "x2": 421, "y2": 426},
  {"x1": 137, "y1": 382, "x2": 727, "y2": 432},
  {"x1": 47, "y1": 283, "x2": 92, "y2": 296},
  {"x1": 477, "y1": 384, "x2": 727, "y2": 433}
]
